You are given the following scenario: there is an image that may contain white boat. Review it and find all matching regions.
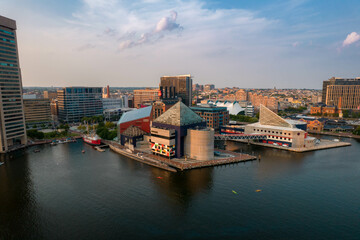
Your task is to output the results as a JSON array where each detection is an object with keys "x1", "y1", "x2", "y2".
[
  {"x1": 333, "y1": 139, "x2": 340, "y2": 142},
  {"x1": 0, "y1": 162, "x2": 4, "y2": 166}
]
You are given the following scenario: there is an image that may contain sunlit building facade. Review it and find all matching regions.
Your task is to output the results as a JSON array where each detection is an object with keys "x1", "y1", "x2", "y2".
[{"x1": 0, "y1": 15, "x2": 27, "y2": 152}]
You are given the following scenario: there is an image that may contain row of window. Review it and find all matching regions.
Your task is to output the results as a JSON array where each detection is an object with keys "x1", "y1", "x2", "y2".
[
  {"x1": 0, "y1": 45, "x2": 16, "y2": 52},
  {"x1": 0, "y1": 50, "x2": 17, "y2": 57},
  {"x1": 268, "y1": 135, "x2": 291, "y2": 141},
  {"x1": 0, "y1": 63, "x2": 18, "y2": 67},
  {"x1": 0, "y1": 29, "x2": 14, "y2": 36},
  {"x1": 0, "y1": 58, "x2": 17, "y2": 63},
  {"x1": 254, "y1": 128, "x2": 292, "y2": 136},
  {"x1": 0, "y1": 33, "x2": 15, "y2": 39},
  {"x1": 0, "y1": 41, "x2": 15, "y2": 47}
]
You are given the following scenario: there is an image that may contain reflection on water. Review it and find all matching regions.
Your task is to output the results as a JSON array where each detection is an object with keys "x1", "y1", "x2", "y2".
[
  {"x1": 0, "y1": 150, "x2": 41, "y2": 239},
  {"x1": 0, "y1": 138, "x2": 359, "y2": 239},
  {"x1": 150, "y1": 167, "x2": 213, "y2": 213}
]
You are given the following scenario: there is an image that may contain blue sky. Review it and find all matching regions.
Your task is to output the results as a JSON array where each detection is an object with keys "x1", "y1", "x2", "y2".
[{"x1": 1, "y1": 0, "x2": 359, "y2": 88}]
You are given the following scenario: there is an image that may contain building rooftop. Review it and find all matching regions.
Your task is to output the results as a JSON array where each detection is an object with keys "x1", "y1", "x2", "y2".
[
  {"x1": 153, "y1": 101, "x2": 204, "y2": 126},
  {"x1": 118, "y1": 106, "x2": 152, "y2": 124}
]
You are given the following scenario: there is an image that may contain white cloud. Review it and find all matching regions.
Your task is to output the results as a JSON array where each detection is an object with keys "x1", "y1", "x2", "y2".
[{"x1": 342, "y1": 32, "x2": 360, "y2": 47}]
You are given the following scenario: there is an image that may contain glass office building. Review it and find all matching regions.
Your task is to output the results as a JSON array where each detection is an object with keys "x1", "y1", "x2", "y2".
[
  {"x1": 0, "y1": 15, "x2": 27, "y2": 153},
  {"x1": 57, "y1": 87, "x2": 103, "y2": 123}
]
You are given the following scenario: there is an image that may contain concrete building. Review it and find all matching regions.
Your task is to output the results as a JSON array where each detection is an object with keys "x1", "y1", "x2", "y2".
[
  {"x1": 43, "y1": 91, "x2": 57, "y2": 101},
  {"x1": 244, "y1": 105, "x2": 315, "y2": 148},
  {"x1": 235, "y1": 89, "x2": 247, "y2": 101},
  {"x1": 57, "y1": 87, "x2": 103, "y2": 123},
  {"x1": 23, "y1": 99, "x2": 51, "y2": 125},
  {"x1": 191, "y1": 105, "x2": 229, "y2": 130},
  {"x1": 322, "y1": 77, "x2": 360, "y2": 109},
  {"x1": 0, "y1": 15, "x2": 27, "y2": 152},
  {"x1": 160, "y1": 74, "x2": 192, "y2": 106},
  {"x1": 102, "y1": 85, "x2": 110, "y2": 99},
  {"x1": 133, "y1": 89, "x2": 159, "y2": 108},
  {"x1": 151, "y1": 101, "x2": 209, "y2": 158}
]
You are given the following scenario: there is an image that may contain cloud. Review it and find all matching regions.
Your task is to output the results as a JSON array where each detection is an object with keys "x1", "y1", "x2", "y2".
[
  {"x1": 118, "y1": 11, "x2": 182, "y2": 50},
  {"x1": 155, "y1": 11, "x2": 181, "y2": 32},
  {"x1": 292, "y1": 41, "x2": 300, "y2": 47},
  {"x1": 342, "y1": 32, "x2": 360, "y2": 47}
]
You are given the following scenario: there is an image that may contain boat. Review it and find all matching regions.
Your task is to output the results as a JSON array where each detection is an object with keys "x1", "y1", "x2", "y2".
[
  {"x1": 83, "y1": 134, "x2": 101, "y2": 145},
  {"x1": 50, "y1": 141, "x2": 57, "y2": 146},
  {"x1": 33, "y1": 149, "x2": 40, "y2": 153},
  {"x1": 0, "y1": 162, "x2": 4, "y2": 166},
  {"x1": 83, "y1": 124, "x2": 101, "y2": 146}
]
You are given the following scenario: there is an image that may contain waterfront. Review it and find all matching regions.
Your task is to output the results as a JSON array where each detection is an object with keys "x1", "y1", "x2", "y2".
[{"x1": 1, "y1": 136, "x2": 360, "y2": 239}]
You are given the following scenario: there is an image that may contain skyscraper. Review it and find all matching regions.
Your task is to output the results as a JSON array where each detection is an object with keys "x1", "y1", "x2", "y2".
[
  {"x1": 159, "y1": 74, "x2": 193, "y2": 106},
  {"x1": 0, "y1": 15, "x2": 27, "y2": 153},
  {"x1": 57, "y1": 87, "x2": 103, "y2": 123}
]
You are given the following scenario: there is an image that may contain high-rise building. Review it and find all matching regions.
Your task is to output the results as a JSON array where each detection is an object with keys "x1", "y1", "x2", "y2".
[
  {"x1": 102, "y1": 85, "x2": 110, "y2": 99},
  {"x1": 23, "y1": 99, "x2": 52, "y2": 125},
  {"x1": 0, "y1": 16, "x2": 27, "y2": 152},
  {"x1": 159, "y1": 74, "x2": 193, "y2": 106},
  {"x1": 322, "y1": 77, "x2": 360, "y2": 109},
  {"x1": 57, "y1": 87, "x2": 103, "y2": 123},
  {"x1": 133, "y1": 89, "x2": 160, "y2": 108}
]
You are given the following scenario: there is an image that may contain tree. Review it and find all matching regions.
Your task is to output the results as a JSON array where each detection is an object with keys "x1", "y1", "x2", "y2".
[
  {"x1": 353, "y1": 126, "x2": 360, "y2": 135},
  {"x1": 27, "y1": 129, "x2": 44, "y2": 139}
]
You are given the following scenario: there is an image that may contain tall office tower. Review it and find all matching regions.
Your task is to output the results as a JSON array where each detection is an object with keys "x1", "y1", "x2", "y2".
[
  {"x1": 0, "y1": 16, "x2": 27, "y2": 153},
  {"x1": 159, "y1": 74, "x2": 193, "y2": 106},
  {"x1": 322, "y1": 77, "x2": 360, "y2": 109},
  {"x1": 57, "y1": 87, "x2": 103, "y2": 123}
]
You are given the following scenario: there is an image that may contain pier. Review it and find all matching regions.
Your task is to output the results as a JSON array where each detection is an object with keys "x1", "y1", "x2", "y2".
[
  {"x1": 104, "y1": 140, "x2": 257, "y2": 172},
  {"x1": 231, "y1": 139, "x2": 351, "y2": 152}
]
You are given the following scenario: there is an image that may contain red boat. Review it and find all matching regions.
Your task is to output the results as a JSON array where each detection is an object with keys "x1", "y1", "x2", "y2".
[{"x1": 82, "y1": 135, "x2": 101, "y2": 145}]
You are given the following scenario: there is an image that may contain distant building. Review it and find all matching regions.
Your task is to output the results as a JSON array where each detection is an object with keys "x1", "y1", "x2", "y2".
[
  {"x1": 235, "y1": 89, "x2": 247, "y2": 101},
  {"x1": 152, "y1": 99, "x2": 177, "y2": 119},
  {"x1": 133, "y1": 89, "x2": 159, "y2": 108},
  {"x1": 57, "y1": 87, "x2": 103, "y2": 123},
  {"x1": 102, "y1": 85, "x2": 110, "y2": 99},
  {"x1": 43, "y1": 91, "x2": 57, "y2": 101},
  {"x1": 191, "y1": 105, "x2": 229, "y2": 130},
  {"x1": 160, "y1": 74, "x2": 193, "y2": 106},
  {"x1": 204, "y1": 84, "x2": 215, "y2": 92},
  {"x1": 23, "y1": 99, "x2": 52, "y2": 125},
  {"x1": 322, "y1": 77, "x2": 360, "y2": 109},
  {"x1": 151, "y1": 101, "x2": 211, "y2": 159},
  {"x1": 23, "y1": 94, "x2": 37, "y2": 99},
  {"x1": 245, "y1": 105, "x2": 255, "y2": 117},
  {"x1": 102, "y1": 97, "x2": 128, "y2": 110},
  {"x1": 0, "y1": 15, "x2": 27, "y2": 152}
]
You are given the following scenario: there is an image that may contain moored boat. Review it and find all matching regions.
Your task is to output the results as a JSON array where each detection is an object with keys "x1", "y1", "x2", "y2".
[{"x1": 83, "y1": 135, "x2": 101, "y2": 146}]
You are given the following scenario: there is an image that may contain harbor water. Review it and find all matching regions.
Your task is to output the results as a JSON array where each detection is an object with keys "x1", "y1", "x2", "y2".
[{"x1": 0, "y1": 135, "x2": 360, "y2": 239}]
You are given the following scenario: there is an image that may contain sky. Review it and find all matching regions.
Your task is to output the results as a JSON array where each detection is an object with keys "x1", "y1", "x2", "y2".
[{"x1": 1, "y1": 0, "x2": 360, "y2": 89}]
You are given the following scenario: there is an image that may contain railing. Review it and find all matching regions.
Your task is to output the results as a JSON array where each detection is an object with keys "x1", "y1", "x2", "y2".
[{"x1": 214, "y1": 134, "x2": 267, "y2": 140}]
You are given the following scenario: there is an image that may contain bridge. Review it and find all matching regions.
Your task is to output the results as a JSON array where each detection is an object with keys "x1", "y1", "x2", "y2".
[{"x1": 214, "y1": 134, "x2": 267, "y2": 141}]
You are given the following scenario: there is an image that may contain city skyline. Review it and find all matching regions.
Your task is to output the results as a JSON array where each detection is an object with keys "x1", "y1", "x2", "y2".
[{"x1": 1, "y1": 0, "x2": 360, "y2": 88}]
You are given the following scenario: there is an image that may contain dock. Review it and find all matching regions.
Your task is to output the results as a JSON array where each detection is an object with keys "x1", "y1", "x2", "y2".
[
  {"x1": 105, "y1": 140, "x2": 257, "y2": 172},
  {"x1": 231, "y1": 139, "x2": 351, "y2": 152}
]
